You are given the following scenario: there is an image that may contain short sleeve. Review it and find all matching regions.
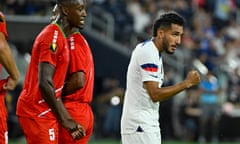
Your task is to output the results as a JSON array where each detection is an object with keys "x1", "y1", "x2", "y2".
[
  {"x1": 136, "y1": 48, "x2": 159, "y2": 82},
  {"x1": 69, "y1": 43, "x2": 86, "y2": 74},
  {"x1": 38, "y1": 42, "x2": 58, "y2": 67},
  {"x1": 0, "y1": 12, "x2": 8, "y2": 39},
  {"x1": 37, "y1": 28, "x2": 62, "y2": 67}
]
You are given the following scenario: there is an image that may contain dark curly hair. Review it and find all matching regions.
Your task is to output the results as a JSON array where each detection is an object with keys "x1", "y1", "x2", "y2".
[
  {"x1": 153, "y1": 11, "x2": 185, "y2": 37},
  {"x1": 56, "y1": 0, "x2": 83, "y2": 5}
]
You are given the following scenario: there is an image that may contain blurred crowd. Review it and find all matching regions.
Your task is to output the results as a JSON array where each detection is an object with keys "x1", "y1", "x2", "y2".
[{"x1": 1, "y1": 0, "x2": 240, "y2": 143}]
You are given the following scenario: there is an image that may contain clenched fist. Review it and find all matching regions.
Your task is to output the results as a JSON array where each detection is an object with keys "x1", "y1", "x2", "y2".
[
  {"x1": 3, "y1": 77, "x2": 18, "y2": 90},
  {"x1": 185, "y1": 70, "x2": 201, "y2": 88}
]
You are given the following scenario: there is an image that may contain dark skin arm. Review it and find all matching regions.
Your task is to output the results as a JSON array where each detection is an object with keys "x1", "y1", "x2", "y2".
[
  {"x1": 62, "y1": 71, "x2": 85, "y2": 96},
  {"x1": 144, "y1": 70, "x2": 200, "y2": 102},
  {"x1": 38, "y1": 62, "x2": 85, "y2": 139},
  {"x1": 0, "y1": 32, "x2": 19, "y2": 90}
]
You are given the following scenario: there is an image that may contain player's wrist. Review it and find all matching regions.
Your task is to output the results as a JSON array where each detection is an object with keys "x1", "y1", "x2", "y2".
[
  {"x1": 9, "y1": 75, "x2": 19, "y2": 82},
  {"x1": 184, "y1": 80, "x2": 192, "y2": 89},
  {"x1": 68, "y1": 123, "x2": 79, "y2": 133}
]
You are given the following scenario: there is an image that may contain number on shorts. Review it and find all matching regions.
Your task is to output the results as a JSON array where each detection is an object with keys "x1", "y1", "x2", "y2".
[{"x1": 49, "y1": 128, "x2": 55, "y2": 141}]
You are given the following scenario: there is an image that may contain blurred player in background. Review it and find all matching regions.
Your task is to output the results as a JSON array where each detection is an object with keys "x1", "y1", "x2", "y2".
[
  {"x1": 56, "y1": 0, "x2": 95, "y2": 143},
  {"x1": 16, "y1": 0, "x2": 88, "y2": 143},
  {"x1": 198, "y1": 70, "x2": 221, "y2": 143},
  {"x1": 0, "y1": 11, "x2": 19, "y2": 144},
  {"x1": 120, "y1": 11, "x2": 201, "y2": 144}
]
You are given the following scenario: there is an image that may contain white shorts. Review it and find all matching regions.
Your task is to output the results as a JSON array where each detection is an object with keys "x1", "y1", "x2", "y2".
[{"x1": 121, "y1": 131, "x2": 161, "y2": 144}]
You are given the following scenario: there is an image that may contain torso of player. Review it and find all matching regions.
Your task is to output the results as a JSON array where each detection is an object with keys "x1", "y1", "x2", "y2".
[
  {"x1": 63, "y1": 32, "x2": 94, "y2": 103},
  {"x1": 16, "y1": 23, "x2": 69, "y2": 118},
  {"x1": 121, "y1": 40, "x2": 164, "y2": 134}
]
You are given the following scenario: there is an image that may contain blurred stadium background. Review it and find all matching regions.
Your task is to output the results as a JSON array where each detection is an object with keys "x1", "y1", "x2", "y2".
[{"x1": 1, "y1": 0, "x2": 240, "y2": 143}]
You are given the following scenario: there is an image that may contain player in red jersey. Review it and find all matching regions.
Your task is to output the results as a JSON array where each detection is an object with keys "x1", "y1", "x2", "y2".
[
  {"x1": 0, "y1": 11, "x2": 19, "y2": 144},
  {"x1": 57, "y1": 0, "x2": 95, "y2": 143},
  {"x1": 16, "y1": 1, "x2": 87, "y2": 143}
]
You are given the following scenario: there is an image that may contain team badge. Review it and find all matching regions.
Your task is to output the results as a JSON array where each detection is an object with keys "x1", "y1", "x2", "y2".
[{"x1": 50, "y1": 43, "x2": 57, "y2": 53}]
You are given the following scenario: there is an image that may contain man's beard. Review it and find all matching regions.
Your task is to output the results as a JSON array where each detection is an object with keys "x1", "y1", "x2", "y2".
[{"x1": 162, "y1": 37, "x2": 174, "y2": 54}]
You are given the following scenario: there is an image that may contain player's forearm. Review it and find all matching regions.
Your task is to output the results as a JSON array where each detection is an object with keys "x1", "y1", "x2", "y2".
[
  {"x1": 39, "y1": 63, "x2": 71, "y2": 123},
  {"x1": 0, "y1": 35, "x2": 19, "y2": 80},
  {"x1": 39, "y1": 80, "x2": 80, "y2": 134},
  {"x1": 39, "y1": 79, "x2": 72, "y2": 123},
  {"x1": 146, "y1": 80, "x2": 189, "y2": 102},
  {"x1": 62, "y1": 83, "x2": 78, "y2": 96},
  {"x1": 62, "y1": 72, "x2": 85, "y2": 96}
]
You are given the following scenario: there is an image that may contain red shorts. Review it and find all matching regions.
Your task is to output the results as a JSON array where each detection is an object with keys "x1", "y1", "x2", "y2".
[
  {"x1": 0, "y1": 79, "x2": 7, "y2": 144},
  {"x1": 59, "y1": 102, "x2": 94, "y2": 144},
  {"x1": 18, "y1": 116, "x2": 59, "y2": 144}
]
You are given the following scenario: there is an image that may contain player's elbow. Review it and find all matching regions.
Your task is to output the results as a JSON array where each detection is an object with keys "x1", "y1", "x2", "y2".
[
  {"x1": 150, "y1": 97, "x2": 159, "y2": 103},
  {"x1": 72, "y1": 72, "x2": 85, "y2": 89},
  {"x1": 144, "y1": 81, "x2": 160, "y2": 102},
  {"x1": 148, "y1": 90, "x2": 169, "y2": 102},
  {"x1": 75, "y1": 78, "x2": 85, "y2": 89},
  {"x1": 148, "y1": 92, "x2": 159, "y2": 103}
]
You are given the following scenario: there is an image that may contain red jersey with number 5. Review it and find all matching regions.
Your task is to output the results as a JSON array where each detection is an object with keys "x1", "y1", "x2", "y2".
[{"x1": 16, "y1": 23, "x2": 69, "y2": 119}]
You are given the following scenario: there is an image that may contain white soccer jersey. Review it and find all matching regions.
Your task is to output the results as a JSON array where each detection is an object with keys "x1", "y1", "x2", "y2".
[{"x1": 121, "y1": 39, "x2": 164, "y2": 134}]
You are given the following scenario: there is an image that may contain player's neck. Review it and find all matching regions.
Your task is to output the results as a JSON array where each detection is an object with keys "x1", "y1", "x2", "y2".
[
  {"x1": 70, "y1": 27, "x2": 80, "y2": 35},
  {"x1": 152, "y1": 37, "x2": 163, "y2": 52},
  {"x1": 56, "y1": 16, "x2": 73, "y2": 37}
]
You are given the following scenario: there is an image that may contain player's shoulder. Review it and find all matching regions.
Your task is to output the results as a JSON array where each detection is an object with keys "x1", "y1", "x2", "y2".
[
  {"x1": 69, "y1": 32, "x2": 86, "y2": 41},
  {"x1": 43, "y1": 23, "x2": 61, "y2": 33},
  {"x1": 135, "y1": 39, "x2": 155, "y2": 54},
  {"x1": 39, "y1": 23, "x2": 65, "y2": 39},
  {"x1": 68, "y1": 32, "x2": 89, "y2": 48}
]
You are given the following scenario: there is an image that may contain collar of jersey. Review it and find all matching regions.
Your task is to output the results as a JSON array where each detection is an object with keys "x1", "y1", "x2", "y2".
[
  {"x1": 72, "y1": 31, "x2": 80, "y2": 35},
  {"x1": 52, "y1": 22, "x2": 67, "y2": 38}
]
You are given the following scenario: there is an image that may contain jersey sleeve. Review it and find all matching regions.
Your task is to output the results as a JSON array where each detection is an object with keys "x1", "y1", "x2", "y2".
[
  {"x1": 38, "y1": 29, "x2": 61, "y2": 67},
  {"x1": 69, "y1": 42, "x2": 86, "y2": 74},
  {"x1": 0, "y1": 12, "x2": 8, "y2": 39},
  {"x1": 136, "y1": 48, "x2": 159, "y2": 82},
  {"x1": 38, "y1": 43, "x2": 58, "y2": 67}
]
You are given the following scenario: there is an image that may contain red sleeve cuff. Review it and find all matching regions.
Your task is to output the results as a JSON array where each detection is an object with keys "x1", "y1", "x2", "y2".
[{"x1": 0, "y1": 23, "x2": 8, "y2": 39}]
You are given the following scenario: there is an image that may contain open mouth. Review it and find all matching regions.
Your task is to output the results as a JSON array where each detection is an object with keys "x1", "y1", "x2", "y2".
[
  {"x1": 80, "y1": 20, "x2": 85, "y2": 25},
  {"x1": 171, "y1": 46, "x2": 177, "y2": 50}
]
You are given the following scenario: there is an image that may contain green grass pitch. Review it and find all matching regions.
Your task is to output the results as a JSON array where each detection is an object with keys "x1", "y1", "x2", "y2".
[{"x1": 9, "y1": 139, "x2": 240, "y2": 144}]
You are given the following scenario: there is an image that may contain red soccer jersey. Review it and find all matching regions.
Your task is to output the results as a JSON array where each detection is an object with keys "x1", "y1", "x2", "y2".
[
  {"x1": 64, "y1": 32, "x2": 94, "y2": 103},
  {"x1": 0, "y1": 12, "x2": 8, "y2": 76},
  {"x1": 0, "y1": 12, "x2": 8, "y2": 39},
  {"x1": 16, "y1": 23, "x2": 69, "y2": 119}
]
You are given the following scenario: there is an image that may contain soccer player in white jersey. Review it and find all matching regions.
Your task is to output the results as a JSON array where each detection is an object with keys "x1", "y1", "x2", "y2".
[{"x1": 120, "y1": 11, "x2": 201, "y2": 144}]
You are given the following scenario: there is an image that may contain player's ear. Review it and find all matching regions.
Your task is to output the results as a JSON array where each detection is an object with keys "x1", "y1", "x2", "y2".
[
  {"x1": 157, "y1": 28, "x2": 164, "y2": 38},
  {"x1": 61, "y1": 7, "x2": 68, "y2": 16},
  {"x1": 59, "y1": 5, "x2": 68, "y2": 16}
]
